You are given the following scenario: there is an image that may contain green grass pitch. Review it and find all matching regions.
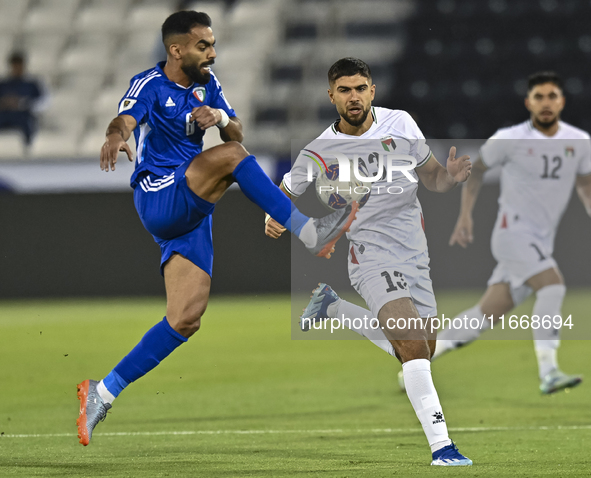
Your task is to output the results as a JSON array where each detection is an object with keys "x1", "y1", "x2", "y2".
[{"x1": 0, "y1": 291, "x2": 590, "y2": 477}]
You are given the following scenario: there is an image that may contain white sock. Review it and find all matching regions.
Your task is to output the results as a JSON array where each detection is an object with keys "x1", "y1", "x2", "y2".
[
  {"x1": 402, "y1": 359, "x2": 451, "y2": 452},
  {"x1": 432, "y1": 304, "x2": 487, "y2": 360},
  {"x1": 531, "y1": 284, "x2": 565, "y2": 379},
  {"x1": 97, "y1": 379, "x2": 116, "y2": 405},
  {"x1": 535, "y1": 348, "x2": 558, "y2": 379},
  {"x1": 297, "y1": 219, "x2": 317, "y2": 248},
  {"x1": 327, "y1": 299, "x2": 395, "y2": 356}
]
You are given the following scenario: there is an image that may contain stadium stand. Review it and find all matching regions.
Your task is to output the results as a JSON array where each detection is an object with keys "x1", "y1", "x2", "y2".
[
  {"x1": 1, "y1": 0, "x2": 591, "y2": 162},
  {"x1": 391, "y1": 0, "x2": 591, "y2": 139}
]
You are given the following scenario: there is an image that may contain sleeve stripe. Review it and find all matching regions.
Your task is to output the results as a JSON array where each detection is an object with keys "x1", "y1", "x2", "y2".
[
  {"x1": 129, "y1": 72, "x2": 160, "y2": 98},
  {"x1": 128, "y1": 71, "x2": 156, "y2": 96},
  {"x1": 125, "y1": 79, "x2": 140, "y2": 97},
  {"x1": 415, "y1": 150, "x2": 432, "y2": 168},
  {"x1": 281, "y1": 179, "x2": 299, "y2": 198}
]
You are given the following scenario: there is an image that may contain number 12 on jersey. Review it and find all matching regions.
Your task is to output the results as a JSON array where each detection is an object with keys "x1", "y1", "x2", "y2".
[{"x1": 541, "y1": 155, "x2": 562, "y2": 179}]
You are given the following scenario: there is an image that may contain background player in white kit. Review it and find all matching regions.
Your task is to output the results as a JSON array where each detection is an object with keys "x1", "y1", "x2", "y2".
[
  {"x1": 409, "y1": 71, "x2": 591, "y2": 394},
  {"x1": 266, "y1": 58, "x2": 474, "y2": 466}
]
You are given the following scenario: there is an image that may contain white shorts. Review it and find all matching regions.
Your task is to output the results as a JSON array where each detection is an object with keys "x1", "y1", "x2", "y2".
[
  {"x1": 489, "y1": 226, "x2": 556, "y2": 304},
  {"x1": 348, "y1": 244, "x2": 437, "y2": 319}
]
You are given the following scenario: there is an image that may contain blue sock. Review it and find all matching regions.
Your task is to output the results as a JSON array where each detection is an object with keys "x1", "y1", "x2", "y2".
[
  {"x1": 102, "y1": 317, "x2": 187, "y2": 398},
  {"x1": 232, "y1": 155, "x2": 309, "y2": 235}
]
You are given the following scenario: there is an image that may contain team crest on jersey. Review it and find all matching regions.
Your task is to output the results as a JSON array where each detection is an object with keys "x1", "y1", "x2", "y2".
[
  {"x1": 565, "y1": 146, "x2": 575, "y2": 157},
  {"x1": 193, "y1": 87, "x2": 206, "y2": 102},
  {"x1": 380, "y1": 136, "x2": 396, "y2": 152},
  {"x1": 119, "y1": 98, "x2": 137, "y2": 113}
]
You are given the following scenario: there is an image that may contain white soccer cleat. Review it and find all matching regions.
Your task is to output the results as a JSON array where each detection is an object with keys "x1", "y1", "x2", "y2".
[{"x1": 539, "y1": 369, "x2": 582, "y2": 394}]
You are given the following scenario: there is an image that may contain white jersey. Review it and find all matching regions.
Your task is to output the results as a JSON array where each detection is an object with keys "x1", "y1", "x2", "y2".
[
  {"x1": 480, "y1": 120, "x2": 591, "y2": 241},
  {"x1": 283, "y1": 106, "x2": 432, "y2": 262}
]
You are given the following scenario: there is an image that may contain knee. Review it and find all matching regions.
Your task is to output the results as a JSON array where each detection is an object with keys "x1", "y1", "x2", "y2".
[
  {"x1": 393, "y1": 337, "x2": 431, "y2": 362},
  {"x1": 223, "y1": 141, "x2": 249, "y2": 165},
  {"x1": 168, "y1": 301, "x2": 208, "y2": 338}
]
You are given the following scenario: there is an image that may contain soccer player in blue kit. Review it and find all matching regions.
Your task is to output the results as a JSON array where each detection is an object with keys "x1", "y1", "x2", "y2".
[{"x1": 76, "y1": 10, "x2": 355, "y2": 446}]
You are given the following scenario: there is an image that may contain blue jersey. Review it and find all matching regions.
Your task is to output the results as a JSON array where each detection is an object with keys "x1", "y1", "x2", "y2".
[{"x1": 118, "y1": 62, "x2": 236, "y2": 187}]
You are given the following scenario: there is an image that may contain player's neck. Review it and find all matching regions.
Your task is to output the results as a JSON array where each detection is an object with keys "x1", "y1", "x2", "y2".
[
  {"x1": 531, "y1": 117, "x2": 560, "y2": 137},
  {"x1": 336, "y1": 111, "x2": 374, "y2": 136},
  {"x1": 162, "y1": 61, "x2": 193, "y2": 88}
]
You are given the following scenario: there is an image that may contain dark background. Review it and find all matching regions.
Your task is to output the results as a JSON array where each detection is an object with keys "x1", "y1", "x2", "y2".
[{"x1": 2, "y1": 183, "x2": 589, "y2": 299}]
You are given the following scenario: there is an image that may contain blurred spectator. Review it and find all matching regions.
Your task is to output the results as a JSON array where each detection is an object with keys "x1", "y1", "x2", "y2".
[{"x1": 0, "y1": 52, "x2": 47, "y2": 149}]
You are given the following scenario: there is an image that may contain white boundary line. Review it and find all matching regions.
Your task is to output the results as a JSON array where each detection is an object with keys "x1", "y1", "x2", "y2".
[{"x1": 2, "y1": 425, "x2": 590, "y2": 439}]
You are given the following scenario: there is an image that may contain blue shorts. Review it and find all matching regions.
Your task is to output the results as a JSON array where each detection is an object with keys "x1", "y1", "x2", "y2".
[{"x1": 133, "y1": 159, "x2": 215, "y2": 276}]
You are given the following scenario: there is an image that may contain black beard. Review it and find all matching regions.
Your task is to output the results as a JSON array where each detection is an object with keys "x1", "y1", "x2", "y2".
[
  {"x1": 342, "y1": 107, "x2": 370, "y2": 127},
  {"x1": 534, "y1": 116, "x2": 558, "y2": 130},
  {"x1": 181, "y1": 63, "x2": 211, "y2": 84}
]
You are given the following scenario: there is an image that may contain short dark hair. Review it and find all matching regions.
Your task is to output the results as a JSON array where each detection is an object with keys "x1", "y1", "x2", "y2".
[
  {"x1": 161, "y1": 10, "x2": 212, "y2": 44},
  {"x1": 8, "y1": 52, "x2": 24, "y2": 64},
  {"x1": 527, "y1": 71, "x2": 563, "y2": 92},
  {"x1": 328, "y1": 58, "x2": 372, "y2": 85}
]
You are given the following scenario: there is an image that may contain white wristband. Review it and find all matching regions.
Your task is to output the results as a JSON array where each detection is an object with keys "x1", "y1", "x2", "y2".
[
  {"x1": 265, "y1": 213, "x2": 271, "y2": 224},
  {"x1": 216, "y1": 109, "x2": 230, "y2": 129}
]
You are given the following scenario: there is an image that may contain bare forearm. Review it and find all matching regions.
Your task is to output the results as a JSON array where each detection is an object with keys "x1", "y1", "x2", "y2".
[
  {"x1": 219, "y1": 117, "x2": 243, "y2": 143},
  {"x1": 459, "y1": 166, "x2": 484, "y2": 216},
  {"x1": 106, "y1": 117, "x2": 132, "y2": 141},
  {"x1": 576, "y1": 176, "x2": 591, "y2": 217}
]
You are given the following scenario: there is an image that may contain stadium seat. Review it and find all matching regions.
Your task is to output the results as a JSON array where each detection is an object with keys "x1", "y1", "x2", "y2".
[
  {"x1": 224, "y1": 0, "x2": 281, "y2": 43},
  {"x1": 74, "y1": 3, "x2": 129, "y2": 33},
  {"x1": 23, "y1": 0, "x2": 82, "y2": 33},
  {"x1": 40, "y1": 89, "x2": 90, "y2": 128},
  {"x1": 0, "y1": 0, "x2": 30, "y2": 34},
  {"x1": 93, "y1": 88, "x2": 127, "y2": 119},
  {"x1": 78, "y1": 126, "x2": 136, "y2": 159},
  {"x1": 334, "y1": 0, "x2": 415, "y2": 23},
  {"x1": 284, "y1": 22, "x2": 318, "y2": 40},
  {"x1": 0, "y1": 131, "x2": 26, "y2": 160},
  {"x1": 29, "y1": 131, "x2": 80, "y2": 159},
  {"x1": 0, "y1": 34, "x2": 14, "y2": 76},
  {"x1": 129, "y1": 4, "x2": 175, "y2": 33},
  {"x1": 59, "y1": 33, "x2": 114, "y2": 75},
  {"x1": 56, "y1": 71, "x2": 107, "y2": 98},
  {"x1": 242, "y1": 125, "x2": 292, "y2": 155},
  {"x1": 22, "y1": 33, "x2": 69, "y2": 79},
  {"x1": 185, "y1": 1, "x2": 227, "y2": 37},
  {"x1": 255, "y1": 106, "x2": 289, "y2": 125},
  {"x1": 270, "y1": 64, "x2": 303, "y2": 83},
  {"x1": 116, "y1": 32, "x2": 161, "y2": 75}
]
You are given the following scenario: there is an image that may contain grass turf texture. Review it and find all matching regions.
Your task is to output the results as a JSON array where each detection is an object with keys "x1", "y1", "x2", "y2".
[{"x1": 0, "y1": 291, "x2": 589, "y2": 477}]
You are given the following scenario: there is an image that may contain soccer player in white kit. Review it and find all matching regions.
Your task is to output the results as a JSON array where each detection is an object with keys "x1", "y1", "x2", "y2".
[
  {"x1": 265, "y1": 58, "x2": 474, "y2": 466},
  {"x1": 422, "y1": 71, "x2": 591, "y2": 394}
]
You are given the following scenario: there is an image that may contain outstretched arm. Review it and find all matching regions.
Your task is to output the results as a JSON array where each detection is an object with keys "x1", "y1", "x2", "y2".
[
  {"x1": 416, "y1": 146, "x2": 471, "y2": 193},
  {"x1": 576, "y1": 174, "x2": 591, "y2": 217},
  {"x1": 448, "y1": 157, "x2": 488, "y2": 247},
  {"x1": 100, "y1": 114, "x2": 137, "y2": 172}
]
